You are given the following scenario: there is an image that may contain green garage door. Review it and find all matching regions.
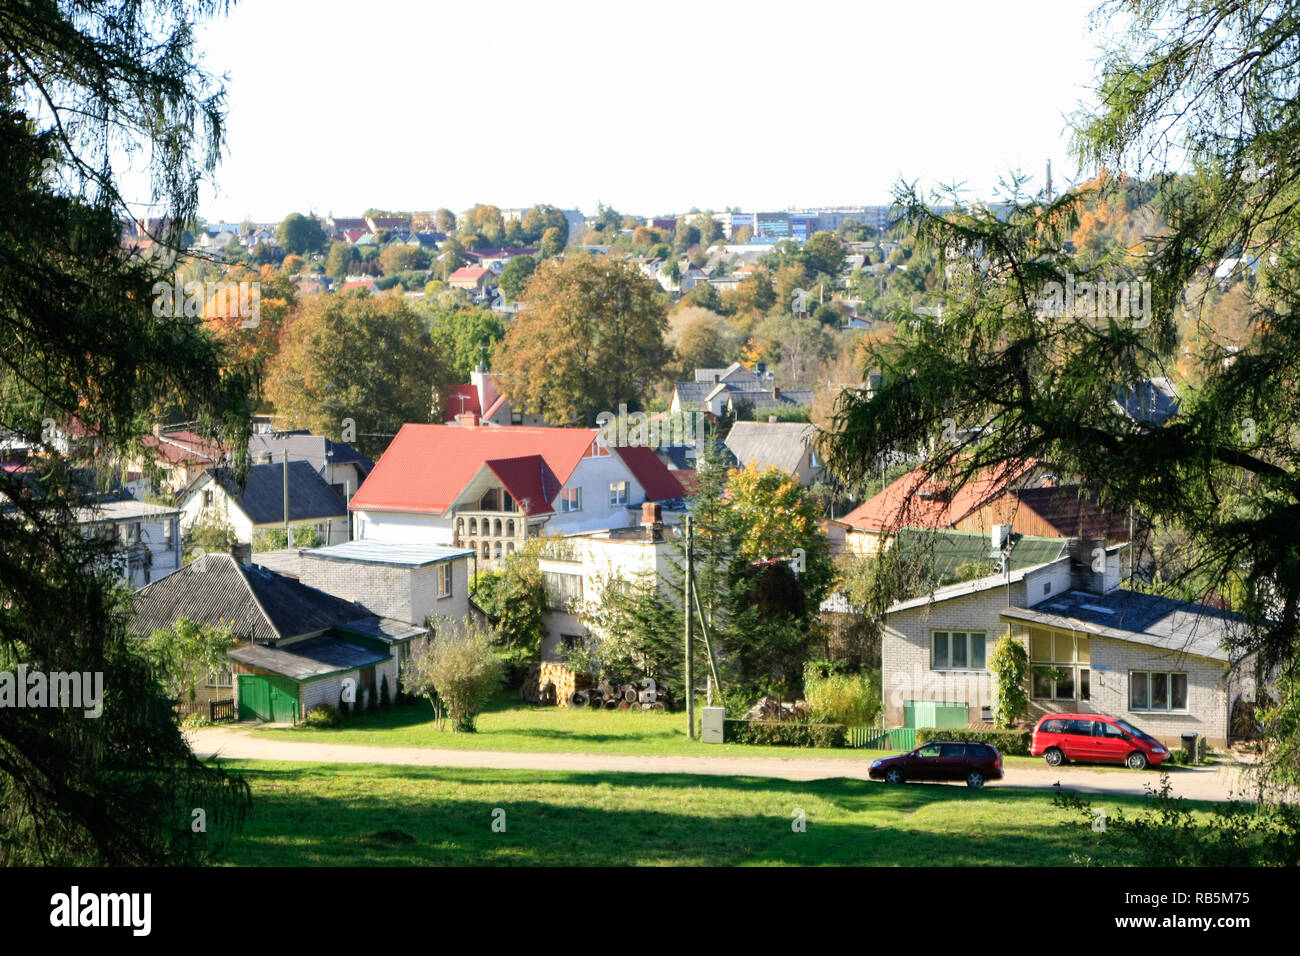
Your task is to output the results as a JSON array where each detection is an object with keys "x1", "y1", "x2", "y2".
[{"x1": 238, "y1": 674, "x2": 300, "y2": 723}]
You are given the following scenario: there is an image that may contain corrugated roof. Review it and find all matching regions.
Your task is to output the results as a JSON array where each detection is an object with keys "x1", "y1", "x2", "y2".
[
  {"x1": 893, "y1": 528, "x2": 1068, "y2": 580},
  {"x1": 302, "y1": 540, "x2": 474, "y2": 567},
  {"x1": 611, "y1": 445, "x2": 686, "y2": 501},
  {"x1": 842, "y1": 460, "x2": 1043, "y2": 533},
  {"x1": 348, "y1": 423, "x2": 598, "y2": 516},
  {"x1": 130, "y1": 553, "x2": 372, "y2": 643},
  {"x1": 724, "y1": 422, "x2": 816, "y2": 476}
]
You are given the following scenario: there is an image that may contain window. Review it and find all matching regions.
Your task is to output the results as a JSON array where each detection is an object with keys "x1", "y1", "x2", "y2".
[
  {"x1": 206, "y1": 664, "x2": 232, "y2": 688},
  {"x1": 931, "y1": 631, "x2": 986, "y2": 669},
  {"x1": 809, "y1": 450, "x2": 821, "y2": 468},
  {"x1": 437, "y1": 562, "x2": 452, "y2": 598},
  {"x1": 543, "y1": 571, "x2": 583, "y2": 610},
  {"x1": 560, "y1": 487, "x2": 582, "y2": 512},
  {"x1": 916, "y1": 744, "x2": 942, "y2": 758},
  {"x1": 1130, "y1": 671, "x2": 1188, "y2": 712},
  {"x1": 609, "y1": 481, "x2": 628, "y2": 507},
  {"x1": 939, "y1": 744, "x2": 966, "y2": 758},
  {"x1": 561, "y1": 634, "x2": 582, "y2": 652},
  {"x1": 1029, "y1": 627, "x2": 1090, "y2": 702}
]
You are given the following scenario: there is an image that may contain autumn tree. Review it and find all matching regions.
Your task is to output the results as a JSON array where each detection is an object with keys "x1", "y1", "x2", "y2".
[
  {"x1": 498, "y1": 254, "x2": 536, "y2": 302},
  {"x1": 539, "y1": 225, "x2": 566, "y2": 258},
  {"x1": 460, "y1": 204, "x2": 505, "y2": 248},
  {"x1": 493, "y1": 255, "x2": 671, "y2": 425},
  {"x1": 726, "y1": 463, "x2": 833, "y2": 606},
  {"x1": 264, "y1": 292, "x2": 453, "y2": 458}
]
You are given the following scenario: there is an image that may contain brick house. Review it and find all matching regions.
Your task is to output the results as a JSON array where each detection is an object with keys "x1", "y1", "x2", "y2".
[{"x1": 880, "y1": 537, "x2": 1251, "y2": 747}]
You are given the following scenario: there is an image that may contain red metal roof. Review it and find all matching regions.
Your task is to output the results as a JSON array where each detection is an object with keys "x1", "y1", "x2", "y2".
[
  {"x1": 612, "y1": 445, "x2": 685, "y2": 501},
  {"x1": 448, "y1": 266, "x2": 490, "y2": 281},
  {"x1": 349, "y1": 423, "x2": 599, "y2": 516},
  {"x1": 485, "y1": 455, "x2": 559, "y2": 516},
  {"x1": 841, "y1": 460, "x2": 1042, "y2": 533},
  {"x1": 443, "y1": 385, "x2": 482, "y2": 422}
]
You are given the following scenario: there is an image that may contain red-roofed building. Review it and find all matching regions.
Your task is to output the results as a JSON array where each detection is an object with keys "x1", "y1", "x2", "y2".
[
  {"x1": 442, "y1": 365, "x2": 546, "y2": 427},
  {"x1": 447, "y1": 266, "x2": 494, "y2": 294},
  {"x1": 349, "y1": 422, "x2": 685, "y2": 565}
]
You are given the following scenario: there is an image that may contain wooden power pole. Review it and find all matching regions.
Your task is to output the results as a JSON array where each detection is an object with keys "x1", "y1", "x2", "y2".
[{"x1": 684, "y1": 514, "x2": 695, "y2": 740}]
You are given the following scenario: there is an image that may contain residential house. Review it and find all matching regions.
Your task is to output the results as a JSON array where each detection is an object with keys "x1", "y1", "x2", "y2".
[
  {"x1": 365, "y1": 215, "x2": 411, "y2": 238},
  {"x1": 130, "y1": 552, "x2": 422, "y2": 721},
  {"x1": 447, "y1": 266, "x2": 495, "y2": 296},
  {"x1": 879, "y1": 537, "x2": 1250, "y2": 748},
  {"x1": 462, "y1": 247, "x2": 538, "y2": 273},
  {"x1": 247, "y1": 432, "x2": 374, "y2": 504},
  {"x1": 178, "y1": 460, "x2": 350, "y2": 547},
  {"x1": 724, "y1": 421, "x2": 823, "y2": 487},
  {"x1": 348, "y1": 422, "x2": 687, "y2": 567},
  {"x1": 75, "y1": 499, "x2": 183, "y2": 588},
  {"x1": 442, "y1": 364, "x2": 548, "y2": 427}
]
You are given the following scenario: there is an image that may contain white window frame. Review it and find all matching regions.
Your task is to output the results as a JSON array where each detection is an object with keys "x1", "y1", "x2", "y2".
[
  {"x1": 560, "y1": 487, "x2": 582, "y2": 512},
  {"x1": 609, "y1": 481, "x2": 628, "y2": 507},
  {"x1": 1030, "y1": 628, "x2": 1091, "y2": 702},
  {"x1": 930, "y1": 630, "x2": 987, "y2": 670},
  {"x1": 1129, "y1": 670, "x2": 1189, "y2": 713},
  {"x1": 437, "y1": 561, "x2": 453, "y2": 598},
  {"x1": 206, "y1": 663, "x2": 233, "y2": 688}
]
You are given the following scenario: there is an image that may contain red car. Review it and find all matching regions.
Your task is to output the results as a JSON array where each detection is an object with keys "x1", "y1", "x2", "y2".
[
  {"x1": 1030, "y1": 713, "x2": 1169, "y2": 770},
  {"x1": 869, "y1": 741, "x2": 1004, "y2": 788}
]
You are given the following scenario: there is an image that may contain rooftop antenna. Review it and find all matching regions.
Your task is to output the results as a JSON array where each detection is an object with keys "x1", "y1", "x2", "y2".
[{"x1": 1046, "y1": 159, "x2": 1053, "y2": 203}]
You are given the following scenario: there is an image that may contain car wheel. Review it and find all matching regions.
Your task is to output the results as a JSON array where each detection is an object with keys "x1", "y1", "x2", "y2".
[
  {"x1": 1044, "y1": 747, "x2": 1064, "y2": 767},
  {"x1": 966, "y1": 770, "x2": 985, "y2": 788},
  {"x1": 1126, "y1": 751, "x2": 1149, "y2": 771},
  {"x1": 885, "y1": 768, "x2": 904, "y2": 784}
]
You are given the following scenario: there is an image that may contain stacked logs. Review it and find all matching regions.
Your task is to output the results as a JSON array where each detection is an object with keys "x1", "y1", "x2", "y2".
[{"x1": 520, "y1": 665, "x2": 672, "y2": 711}]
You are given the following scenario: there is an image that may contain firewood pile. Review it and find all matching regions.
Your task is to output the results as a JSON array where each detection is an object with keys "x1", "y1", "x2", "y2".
[
  {"x1": 743, "y1": 696, "x2": 810, "y2": 721},
  {"x1": 520, "y1": 665, "x2": 672, "y2": 711}
]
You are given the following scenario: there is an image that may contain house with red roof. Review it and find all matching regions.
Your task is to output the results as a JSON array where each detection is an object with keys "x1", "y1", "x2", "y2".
[
  {"x1": 443, "y1": 364, "x2": 547, "y2": 427},
  {"x1": 447, "y1": 266, "x2": 495, "y2": 295},
  {"x1": 348, "y1": 422, "x2": 686, "y2": 565},
  {"x1": 840, "y1": 460, "x2": 1131, "y2": 554}
]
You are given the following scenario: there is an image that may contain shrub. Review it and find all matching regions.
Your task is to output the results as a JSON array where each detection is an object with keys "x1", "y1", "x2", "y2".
[
  {"x1": 379, "y1": 675, "x2": 391, "y2": 711},
  {"x1": 722, "y1": 719, "x2": 847, "y2": 748},
  {"x1": 988, "y1": 634, "x2": 1030, "y2": 728},
  {"x1": 367, "y1": 681, "x2": 379, "y2": 714},
  {"x1": 916, "y1": 727, "x2": 1032, "y2": 756},
  {"x1": 305, "y1": 703, "x2": 343, "y2": 728},
  {"x1": 338, "y1": 694, "x2": 350, "y2": 717},
  {"x1": 403, "y1": 615, "x2": 505, "y2": 732},
  {"x1": 803, "y1": 665, "x2": 881, "y2": 726}
]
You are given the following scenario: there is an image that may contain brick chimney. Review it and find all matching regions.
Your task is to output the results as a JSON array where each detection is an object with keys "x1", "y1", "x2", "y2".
[
  {"x1": 230, "y1": 541, "x2": 252, "y2": 565},
  {"x1": 455, "y1": 412, "x2": 479, "y2": 427},
  {"x1": 772, "y1": 386, "x2": 782, "y2": 400},
  {"x1": 641, "y1": 501, "x2": 663, "y2": 541}
]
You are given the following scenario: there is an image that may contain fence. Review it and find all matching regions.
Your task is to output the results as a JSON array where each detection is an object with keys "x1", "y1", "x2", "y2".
[
  {"x1": 848, "y1": 726, "x2": 917, "y2": 750},
  {"x1": 174, "y1": 695, "x2": 236, "y2": 723}
]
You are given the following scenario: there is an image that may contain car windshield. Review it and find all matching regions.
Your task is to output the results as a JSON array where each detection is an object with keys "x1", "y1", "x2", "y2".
[{"x1": 1114, "y1": 718, "x2": 1151, "y2": 739}]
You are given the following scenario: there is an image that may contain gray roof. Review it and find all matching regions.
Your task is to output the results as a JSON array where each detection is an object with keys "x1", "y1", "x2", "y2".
[
  {"x1": 228, "y1": 635, "x2": 390, "y2": 681},
  {"x1": 302, "y1": 539, "x2": 474, "y2": 567},
  {"x1": 205, "y1": 461, "x2": 347, "y2": 525},
  {"x1": 1000, "y1": 589, "x2": 1245, "y2": 663},
  {"x1": 75, "y1": 500, "x2": 180, "y2": 523},
  {"x1": 734, "y1": 389, "x2": 813, "y2": 411},
  {"x1": 672, "y1": 381, "x2": 721, "y2": 408},
  {"x1": 248, "y1": 433, "x2": 374, "y2": 479},
  {"x1": 335, "y1": 616, "x2": 427, "y2": 645},
  {"x1": 130, "y1": 553, "x2": 373, "y2": 643},
  {"x1": 694, "y1": 362, "x2": 751, "y2": 383},
  {"x1": 1113, "y1": 377, "x2": 1180, "y2": 426},
  {"x1": 725, "y1": 422, "x2": 817, "y2": 475}
]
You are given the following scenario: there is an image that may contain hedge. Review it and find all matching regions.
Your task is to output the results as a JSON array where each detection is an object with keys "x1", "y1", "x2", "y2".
[
  {"x1": 916, "y1": 727, "x2": 1032, "y2": 756},
  {"x1": 722, "y1": 719, "x2": 847, "y2": 748}
]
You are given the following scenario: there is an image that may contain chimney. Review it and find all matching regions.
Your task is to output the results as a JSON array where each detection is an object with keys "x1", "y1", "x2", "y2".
[
  {"x1": 1067, "y1": 537, "x2": 1109, "y2": 594},
  {"x1": 756, "y1": 362, "x2": 767, "y2": 375},
  {"x1": 151, "y1": 422, "x2": 163, "y2": 438},
  {"x1": 772, "y1": 387, "x2": 781, "y2": 400},
  {"x1": 641, "y1": 501, "x2": 663, "y2": 541},
  {"x1": 230, "y1": 541, "x2": 252, "y2": 565},
  {"x1": 455, "y1": 412, "x2": 479, "y2": 427},
  {"x1": 713, "y1": 374, "x2": 720, "y2": 384}
]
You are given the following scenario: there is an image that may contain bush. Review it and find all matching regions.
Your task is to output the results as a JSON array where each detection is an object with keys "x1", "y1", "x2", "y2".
[
  {"x1": 723, "y1": 719, "x2": 847, "y2": 748},
  {"x1": 403, "y1": 615, "x2": 505, "y2": 732},
  {"x1": 916, "y1": 727, "x2": 1032, "y2": 756},
  {"x1": 305, "y1": 703, "x2": 343, "y2": 728},
  {"x1": 339, "y1": 694, "x2": 350, "y2": 717},
  {"x1": 803, "y1": 665, "x2": 881, "y2": 726},
  {"x1": 379, "y1": 675, "x2": 391, "y2": 711}
]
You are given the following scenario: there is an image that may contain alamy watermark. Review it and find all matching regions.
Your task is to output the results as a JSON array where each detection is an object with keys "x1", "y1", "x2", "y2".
[
  {"x1": 0, "y1": 664, "x2": 104, "y2": 718},
  {"x1": 152, "y1": 271, "x2": 260, "y2": 327},
  {"x1": 1039, "y1": 273, "x2": 1151, "y2": 328},
  {"x1": 596, "y1": 404, "x2": 708, "y2": 455}
]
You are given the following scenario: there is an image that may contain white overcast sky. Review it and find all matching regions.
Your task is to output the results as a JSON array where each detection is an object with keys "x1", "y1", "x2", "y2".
[{"x1": 190, "y1": 0, "x2": 1109, "y2": 222}]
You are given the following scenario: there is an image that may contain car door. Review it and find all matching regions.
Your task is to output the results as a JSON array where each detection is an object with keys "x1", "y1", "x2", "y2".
[
  {"x1": 1094, "y1": 720, "x2": 1129, "y2": 763},
  {"x1": 910, "y1": 743, "x2": 944, "y2": 780},
  {"x1": 1064, "y1": 719, "x2": 1097, "y2": 761},
  {"x1": 939, "y1": 743, "x2": 968, "y2": 780}
]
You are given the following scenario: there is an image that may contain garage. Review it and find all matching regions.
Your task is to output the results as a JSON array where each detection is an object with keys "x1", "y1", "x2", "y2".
[{"x1": 236, "y1": 673, "x2": 301, "y2": 723}]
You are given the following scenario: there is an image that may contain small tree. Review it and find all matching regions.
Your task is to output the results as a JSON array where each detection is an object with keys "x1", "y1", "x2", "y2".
[
  {"x1": 403, "y1": 617, "x2": 505, "y2": 732},
  {"x1": 134, "y1": 618, "x2": 235, "y2": 707},
  {"x1": 989, "y1": 633, "x2": 1030, "y2": 728},
  {"x1": 379, "y1": 674, "x2": 391, "y2": 711}
]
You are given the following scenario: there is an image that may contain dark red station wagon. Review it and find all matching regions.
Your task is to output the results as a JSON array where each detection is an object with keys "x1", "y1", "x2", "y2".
[{"x1": 869, "y1": 741, "x2": 1004, "y2": 788}]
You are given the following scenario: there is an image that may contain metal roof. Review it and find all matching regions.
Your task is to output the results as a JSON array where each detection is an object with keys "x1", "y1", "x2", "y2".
[
  {"x1": 335, "y1": 616, "x2": 427, "y2": 644},
  {"x1": 228, "y1": 634, "x2": 390, "y2": 681},
  {"x1": 302, "y1": 539, "x2": 474, "y2": 567},
  {"x1": 724, "y1": 421, "x2": 816, "y2": 476},
  {"x1": 999, "y1": 589, "x2": 1245, "y2": 663}
]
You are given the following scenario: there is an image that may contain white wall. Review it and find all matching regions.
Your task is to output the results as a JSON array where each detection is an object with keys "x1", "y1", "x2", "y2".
[{"x1": 355, "y1": 509, "x2": 455, "y2": 545}]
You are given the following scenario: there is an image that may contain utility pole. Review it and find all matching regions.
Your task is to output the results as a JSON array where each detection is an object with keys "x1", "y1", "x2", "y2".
[
  {"x1": 283, "y1": 450, "x2": 292, "y2": 548},
  {"x1": 684, "y1": 514, "x2": 695, "y2": 740}
]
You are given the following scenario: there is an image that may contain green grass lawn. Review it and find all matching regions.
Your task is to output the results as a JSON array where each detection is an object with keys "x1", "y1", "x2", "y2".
[
  {"x1": 253, "y1": 693, "x2": 1208, "y2": 773},
  {"x1": 216, "y1": 759, "x2": 1215, "y2": 866}
]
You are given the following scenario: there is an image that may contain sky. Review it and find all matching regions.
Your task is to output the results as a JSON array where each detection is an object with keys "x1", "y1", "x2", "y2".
[{"x1": 189, "y1": 0, "x2": 1110, "y2": 223}]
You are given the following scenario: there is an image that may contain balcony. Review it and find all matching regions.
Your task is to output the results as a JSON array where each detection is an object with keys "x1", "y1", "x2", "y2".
[{"x1": 454, "y1": 510, "x2": 535, "y2": 562}]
